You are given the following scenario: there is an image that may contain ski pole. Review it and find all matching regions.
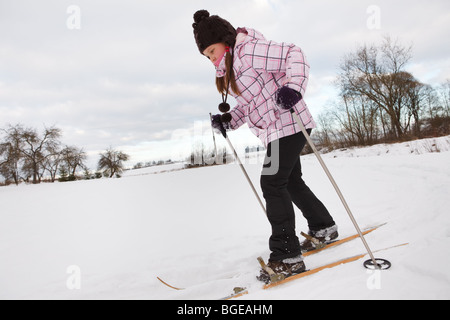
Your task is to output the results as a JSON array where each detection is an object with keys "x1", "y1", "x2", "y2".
[
  {"x1": 224, "y1": 134, "x2": 267, "y2": 216},
  {"x1": 209, "y1": 113, "x2": 220, "y2": 164},
  {"x1": 289, "y1": 109, "x2": 383, "y2": 269},
  {"x1": 211, "y1": 114, "x2": 267, "y2": 216}
]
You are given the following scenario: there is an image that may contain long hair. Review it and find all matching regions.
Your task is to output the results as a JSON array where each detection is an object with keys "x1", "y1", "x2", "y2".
[{"x1": 215, "y1": 51, "x2": 241, "y2": 96}]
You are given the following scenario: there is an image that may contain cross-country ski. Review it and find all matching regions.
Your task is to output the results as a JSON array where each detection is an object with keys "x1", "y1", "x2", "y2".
[{"x1": 222, "y1": 242, "x2": 408, "y2": 300}]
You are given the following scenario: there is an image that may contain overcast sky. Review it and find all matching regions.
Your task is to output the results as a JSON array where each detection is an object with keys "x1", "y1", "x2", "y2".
[{"x1": 1, "y1": 0, "x2": 449, "y2": 168}]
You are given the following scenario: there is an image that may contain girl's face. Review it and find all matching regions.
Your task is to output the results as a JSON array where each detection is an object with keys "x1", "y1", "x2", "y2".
[{"x1": 203, "y1": 43, "x2": 227, "y2": 66}]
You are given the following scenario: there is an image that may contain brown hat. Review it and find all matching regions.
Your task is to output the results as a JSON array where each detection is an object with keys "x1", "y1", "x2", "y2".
[{"x1": 192, "y1": 10, "x2": 237, "y2": 55}]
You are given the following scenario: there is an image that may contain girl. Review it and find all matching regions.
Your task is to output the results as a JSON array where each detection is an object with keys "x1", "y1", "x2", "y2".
[{"x1": 192, "y1": 10, "x2": 338, "y2": 281}]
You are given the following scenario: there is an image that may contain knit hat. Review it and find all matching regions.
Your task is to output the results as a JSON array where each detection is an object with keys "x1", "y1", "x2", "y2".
[{"x1": 192, "y1": 10, "x2": 237, "y2": 55}]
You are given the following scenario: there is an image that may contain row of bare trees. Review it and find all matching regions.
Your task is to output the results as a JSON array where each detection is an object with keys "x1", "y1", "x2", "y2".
[
  {"x1": 0, "y1": 124, "x2": 129, "y2": 185},
  {"x1": 316, "y1": 36, "x2": 450, "y2": 149}
]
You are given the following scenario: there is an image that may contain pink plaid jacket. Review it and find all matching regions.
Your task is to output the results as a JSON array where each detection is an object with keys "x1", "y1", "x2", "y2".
[{"x1": 216, "y1": 28, "x2": 316, "y2": 147}]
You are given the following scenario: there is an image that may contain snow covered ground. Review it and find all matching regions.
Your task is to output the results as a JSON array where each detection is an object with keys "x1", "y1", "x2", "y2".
[{"x1": 1, "y1": 136, "x2": 450, "y2": 300}]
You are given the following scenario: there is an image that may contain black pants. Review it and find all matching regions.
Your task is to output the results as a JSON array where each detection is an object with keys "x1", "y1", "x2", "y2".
[{"x1": 261, "y1": 130, "x2": 335, "y2": 261}]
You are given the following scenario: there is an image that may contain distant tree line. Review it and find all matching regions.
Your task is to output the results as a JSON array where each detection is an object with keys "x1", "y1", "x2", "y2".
[
  {"x1": 133, "y1": 159, "x2": 175, "y2": 170},
  {"x1": 315, "y1": 36, "x2": 450, "y2": 150},
  {"x1": 186, "y1": 142, "x2": 232, "y2": 168},
  {"x1": 0, "y1": 124, "x2": 129, "y2": 186}
]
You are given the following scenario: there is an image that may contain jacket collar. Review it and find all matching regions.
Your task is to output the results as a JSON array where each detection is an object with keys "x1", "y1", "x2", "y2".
[{"x1": 215, "y1": 27, "x2": 266, "y2": 78}]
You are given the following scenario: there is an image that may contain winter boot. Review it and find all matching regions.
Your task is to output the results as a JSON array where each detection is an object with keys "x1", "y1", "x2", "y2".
[
  {"x1": 257, "y1": 255, "x2": 306, "y2": 284},
  {"x1": 301, "y1": 224, "x2": 338, "y2": 252}
]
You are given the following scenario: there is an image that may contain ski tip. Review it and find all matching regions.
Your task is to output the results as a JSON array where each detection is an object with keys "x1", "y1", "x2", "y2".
[{"x1": 156, "y1": 276, "x2": 185, "y2": 290}]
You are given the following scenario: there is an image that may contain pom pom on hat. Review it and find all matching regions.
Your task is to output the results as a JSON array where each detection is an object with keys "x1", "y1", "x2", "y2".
[
  {"x1": 193, "y1": 9, "x2": 209, "y2": 25},
  {"x1": 192, "y1": 9, "x2": 237, "y2": 54}
]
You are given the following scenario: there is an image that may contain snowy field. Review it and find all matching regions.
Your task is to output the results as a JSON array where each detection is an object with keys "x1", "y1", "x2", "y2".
[{"x1": 1, "y1": 135, "x2": 450, "y2": 300}]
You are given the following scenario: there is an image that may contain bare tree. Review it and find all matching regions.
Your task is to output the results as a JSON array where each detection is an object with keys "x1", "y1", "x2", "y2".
[
  {"x1": 43, "y1": 151, "x2": 63, "y2": 182},
  {"x1": 337, "y1": 36, "x2": 413, "y2": 140},
  {"x1": 0, "y1": 124, "x2": 95, "y2": 185},
  {"x1": 0, "y1": 125, "x2": 25, "y2": 185},
  {"x1": 333, "y1": 94, "x2": 380, "y2": 146},
  {"x1": 316, "y1": 40, "x2": 448, "y2": 150},
  {"x1": 438, "y1": 80, "x2": 450, "y2": 117},
  {"x1": 315, "y1": 110, "x2": 336, "y2": 150},
  {"x1": 97, "y1": 147, "x2": 130, "y2": 178},
  {"x1": 19, "y1": 125, "x2": 61, "y2": 184},
  {"x1": 59, "y1": 145, "x2": 87, "y2": 178}
]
